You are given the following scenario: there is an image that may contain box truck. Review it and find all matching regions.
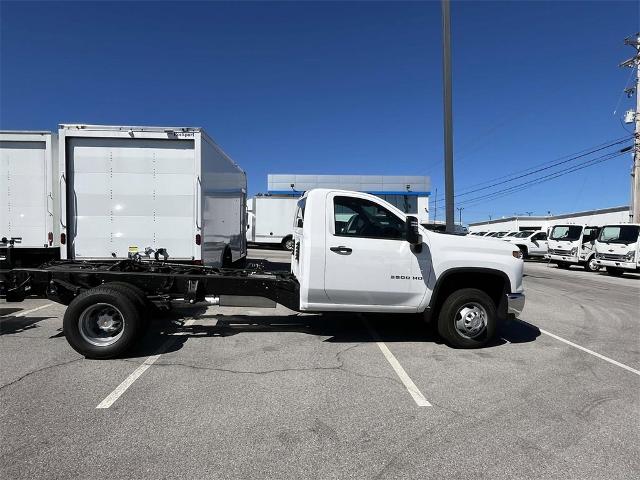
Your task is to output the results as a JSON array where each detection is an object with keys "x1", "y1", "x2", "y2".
[
  {"x1": 595, "y1": 224, "x2": 640, "y2": 276},
  {"x1": 246, "y1": 196, "x2": 298, "y2": 250},
  {"x1": 57, "y1": 124, "x2": 246, "y2": 267},
  {"x1": 546, "y1": 224, "x2": 601, "y2": 271},
  {"x1": 1, "y1": 131, "x2": 59, "y2": 271},
  {"x1": 5, "y1": 189, "x2": 525, "y2": 358}
]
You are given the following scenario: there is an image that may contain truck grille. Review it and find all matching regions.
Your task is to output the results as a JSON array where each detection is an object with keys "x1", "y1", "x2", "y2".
[
  {"x1": 549, "y1": 248, "x2": 571, "y2": 255},
  {"x1": 599, "y1": 253, "x2": 626, "y2": 261}
]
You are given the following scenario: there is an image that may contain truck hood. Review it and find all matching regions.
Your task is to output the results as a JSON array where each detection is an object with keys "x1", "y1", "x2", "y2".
[
  {"x1": 548, "y1": 239, "x2": 579, "y2": 248},
  {"x1": 425, "y1": 231, "x2": 517, "y2": 256}
]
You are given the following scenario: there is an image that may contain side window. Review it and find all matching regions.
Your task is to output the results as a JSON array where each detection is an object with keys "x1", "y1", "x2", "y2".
[
  {"x1": 533, "y1": 232, "x2": 547, "y2": 241},
  {"x1": 333, "y1": 196, "x2": 405, "y2": 240},
  {"x1": 294, "y1": 198, "x2": 306, "y2": 228}
]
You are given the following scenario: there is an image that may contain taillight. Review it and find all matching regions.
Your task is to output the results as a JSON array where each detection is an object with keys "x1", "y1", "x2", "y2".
[
  {"x1": 195, "y1": 233, "x2": 201, "y2": 245},
  {"x1": 48, "y1": 232, "x2": 53, "y2": 246},
  {"x1": 60, "y1": 233, "x2": 66, "y2": 244}
]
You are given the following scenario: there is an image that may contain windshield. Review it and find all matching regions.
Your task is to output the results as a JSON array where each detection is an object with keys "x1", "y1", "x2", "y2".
[
  {"x1": 506, "y1": 232, "x2": 518, "y2": 237},
  {"x1": 550, "y1": 225, "x2": 582, "y2": 241},
  {"x1": 513, "y1": 231, "x2": 534, "y2": 238},
  {"x1": 495, "y1": 232, "x2": 508, "y2": 237},
  {"x1": 598, "y1": 225, "x2": 640, "y2": 244}
]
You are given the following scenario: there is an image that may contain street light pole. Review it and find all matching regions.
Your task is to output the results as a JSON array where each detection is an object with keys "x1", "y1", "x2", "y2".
[{"x1": 441, "y1": 0, "x2": 455, "y2": 233}]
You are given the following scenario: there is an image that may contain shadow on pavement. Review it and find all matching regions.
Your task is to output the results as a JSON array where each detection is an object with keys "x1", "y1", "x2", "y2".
[
  {"x1": 0, "y1": 315, "x2": 56, "y2": 335},
  {"x1": 122, "y1": 310, "x2": 541, "y2": 359}
]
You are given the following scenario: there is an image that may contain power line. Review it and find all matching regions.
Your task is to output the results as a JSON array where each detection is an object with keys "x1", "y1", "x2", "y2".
[
  {"x1": 430, "y1": 135, "x2": 632, "y2": 203},
  {"x1": 433, "y1": 149, "x2": 629, "y2": 211}
]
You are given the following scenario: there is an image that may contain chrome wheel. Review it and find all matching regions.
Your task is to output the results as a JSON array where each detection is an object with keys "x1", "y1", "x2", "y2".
[
  {"x1": 454, "y1": 303, "x2": 488, "y2": 339},
  {"x1": 78, "y1": 303, "x2": 125, "y2": 347}
]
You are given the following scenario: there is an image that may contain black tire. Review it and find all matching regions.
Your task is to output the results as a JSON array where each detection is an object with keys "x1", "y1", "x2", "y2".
[
  {"x1": 583, "y1": 256, "x2": 599, "y2": 272},
  {"x1": 63, "y1": 285, "x2": 144, "y2": 359},
  {"x1": 104, "y1": 281, "x2": 154, "y2": 324},
  {"x1": 437, "y1": 288, "x2": 497, "y2": 348},
  {"x1": 606, "y1": 267, "x2": 625, "y2": 277},
  {"x1": 282, "y1": 236, "x2": 295, "y2": 251}
]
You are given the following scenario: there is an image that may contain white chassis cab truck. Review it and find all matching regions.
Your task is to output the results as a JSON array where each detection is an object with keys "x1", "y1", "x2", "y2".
[
  {"x1": 503, "y1": 230, "x2": 548, "y2": 259},
  {"x1": 246, "y1": 196, "x2": 298, "y2": 250},
  {"x1": 4, "y1": 189, "x2": 525, "y2": 359},
  {"x1": 594, "y1": 224, "x2": 640, "y2": 276},
  {"x1": 546, "y1": 224, "x2": 601, "y2": 272}
]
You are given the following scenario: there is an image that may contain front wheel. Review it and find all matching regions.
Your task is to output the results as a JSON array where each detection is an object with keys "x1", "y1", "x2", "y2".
[
  {"x1": 63, "y1": 285, "x2": 144, "y2": 359},
  {"x1": 437, "y1": 288, "x2": 497, "y2": 348},
  {"x1": 584, "y1": 256, "x2": 599, "y2": 272},
  {"x1": 606, "y1": 267, "x2": 625, "y2": 277}
]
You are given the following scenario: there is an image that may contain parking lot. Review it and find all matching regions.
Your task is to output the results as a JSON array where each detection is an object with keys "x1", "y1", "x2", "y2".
[{"x1": 1, "y1": 248, "x2": 639, "y2": 480}]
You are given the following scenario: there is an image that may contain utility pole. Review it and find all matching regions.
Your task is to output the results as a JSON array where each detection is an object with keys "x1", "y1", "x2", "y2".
[
  {"x1": 433, "y1": 188, "x2": 438, "y2": 223},
  {"x1": 457, "y1": 207, "x2": 464, "y2": 225},
  {"x1": 620, "y1": 33, "x2": 640, "y2": 223},
  {"x1": 441, "y1": 0, "x2": 455, "y2": 233}
]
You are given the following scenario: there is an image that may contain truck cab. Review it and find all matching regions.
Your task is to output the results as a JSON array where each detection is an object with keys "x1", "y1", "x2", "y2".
[
  {"x1": 290, "y1": 189, "x2": 525, "y2": 347},
  {"x1": 547, "y1": 224, "x2": 601, "y2": 271},
  {"x1": 595, "y1": 224, "x2": 640, "y2": 276}
]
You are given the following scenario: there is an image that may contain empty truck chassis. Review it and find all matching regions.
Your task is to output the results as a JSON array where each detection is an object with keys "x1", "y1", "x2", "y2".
[{"x1": 4, "y1": 260, "x2": 299, "y2": 311}]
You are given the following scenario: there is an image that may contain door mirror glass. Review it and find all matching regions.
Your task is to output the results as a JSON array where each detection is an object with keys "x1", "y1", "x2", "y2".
[{"x1": 406, "y1": 216, "x2": 421, "y2": 245}]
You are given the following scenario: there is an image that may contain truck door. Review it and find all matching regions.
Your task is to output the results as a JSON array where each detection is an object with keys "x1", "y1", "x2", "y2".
[
  {"x1": 323, "y1": 193, "x2": 424, "y2": 308},
  {"x1": 530, "y1": 232, "x2": 547, "y2": 255}
]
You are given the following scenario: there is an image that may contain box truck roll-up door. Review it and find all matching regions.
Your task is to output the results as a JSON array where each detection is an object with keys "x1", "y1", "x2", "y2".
[
  {"x1": 67, "y1": 138, "x2": 196, "y2": 260},
  {"x1": 0, "y1": 141, "x2": 48, "y2": 248}
]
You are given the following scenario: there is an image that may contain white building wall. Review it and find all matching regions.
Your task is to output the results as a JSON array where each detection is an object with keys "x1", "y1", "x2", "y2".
[{"x1": 469, "y1": 207, "x2": 630, "y2": 233}]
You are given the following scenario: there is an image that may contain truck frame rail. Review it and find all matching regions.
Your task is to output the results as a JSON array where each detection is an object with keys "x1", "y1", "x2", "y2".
[{"x1": 3, "y1": 260, "x2": 300, "y2": 311}]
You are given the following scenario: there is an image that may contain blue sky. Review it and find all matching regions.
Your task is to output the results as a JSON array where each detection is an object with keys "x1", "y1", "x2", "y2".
[{"x1": 1, "y1": 0, "x2": 638, "y2": 224}]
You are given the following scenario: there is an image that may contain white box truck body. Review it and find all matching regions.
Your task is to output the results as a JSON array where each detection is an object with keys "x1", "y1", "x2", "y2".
[
  {"x1": 1, "y1": 131, "x2": 59, "y2": 267},
  {"x1": 246, "y1": 196, "x2": 298, "y2": 250},
  {"x1": 58, "y1": 125, "x2": 246, "y2": 267}
]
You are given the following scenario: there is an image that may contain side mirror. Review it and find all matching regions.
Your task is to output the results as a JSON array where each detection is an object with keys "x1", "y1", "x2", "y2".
[{"x1": 406, "y1": 216, "x2": 421, "y2": 245}]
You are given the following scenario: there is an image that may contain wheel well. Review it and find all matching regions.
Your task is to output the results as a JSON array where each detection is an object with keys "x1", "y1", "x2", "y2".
[
  {"x1": 516, "y1": 244, "x2": 528, "y2": 254},
  {"x1": 430, "y1": 270, "x2": 508, "y2": 318},
  {"x1": 281, "y1": 235, "x2": 293, "y2": 244}
]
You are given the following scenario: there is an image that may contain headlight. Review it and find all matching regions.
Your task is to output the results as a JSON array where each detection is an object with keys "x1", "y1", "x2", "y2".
[
  {"x1": 625, "y1": 251, "x2": 635, "y2": 262},
  {"x1": 570, "y1": 247, "x2": 577, "y2": 256},
  {"x1": 512, "y1": 250, "x2": 523, "y2": 259}
]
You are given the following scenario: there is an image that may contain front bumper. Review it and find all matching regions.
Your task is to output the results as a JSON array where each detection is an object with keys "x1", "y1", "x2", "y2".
[
  {"x1": 507, "y1": 293, "x2": 525, "y2": 318},
  {"x1": 595, "y1": 259, "x2": 638, "y2": 271},
  {"x1": 546, "y1": 254, "x2": 579, "y2": 264}
]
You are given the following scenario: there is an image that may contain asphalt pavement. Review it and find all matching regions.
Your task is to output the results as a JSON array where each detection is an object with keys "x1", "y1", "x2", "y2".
[{"x1": 1, "y1": 251, "x2": 638, "y2": 479}]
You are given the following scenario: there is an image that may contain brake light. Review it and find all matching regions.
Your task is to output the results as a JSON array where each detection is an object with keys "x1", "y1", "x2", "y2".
[
  {"x1": 48, "y1": 232, "x2": 53, "y2": 246},
  {"x1": 60, "y1": 233, "x2": 66, "y2": 244},
  {"x1": 195, "y1": 234, "x2": 201, "y2": 245}
]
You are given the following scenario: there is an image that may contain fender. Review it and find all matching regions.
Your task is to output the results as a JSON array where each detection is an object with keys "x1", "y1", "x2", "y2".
[{"x1": 427, "y1": 267, "x2": 512, "y2": 316}]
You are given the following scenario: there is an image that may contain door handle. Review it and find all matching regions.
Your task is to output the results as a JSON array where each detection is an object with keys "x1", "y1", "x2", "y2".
[{"x1": 330, "y1": 246, "x2": 352, "y2": 254}]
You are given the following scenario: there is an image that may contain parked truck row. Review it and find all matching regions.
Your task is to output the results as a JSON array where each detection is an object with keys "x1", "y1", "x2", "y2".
[{"x1": 469, "y1": 223, "x2": 640, "y2": 276}]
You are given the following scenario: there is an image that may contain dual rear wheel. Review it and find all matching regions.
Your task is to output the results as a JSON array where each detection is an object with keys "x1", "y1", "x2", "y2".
[{"x1": 63, "y1": 284, "x2": 150, "y2": 359}]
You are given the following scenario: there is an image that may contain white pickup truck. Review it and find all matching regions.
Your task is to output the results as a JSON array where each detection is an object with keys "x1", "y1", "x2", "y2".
[
  {"x1": 503, "y1": 230, "x2": 548, "y2": 258},
  {"x1": 4, "y1": 189, "x2": 526, "y2": 357},
  {"x1": 546, "y1": 224, "x2": 601, "y2": 271},
  {"x1": 595, "y1": 224, "x2": 640, "y2": 276}
]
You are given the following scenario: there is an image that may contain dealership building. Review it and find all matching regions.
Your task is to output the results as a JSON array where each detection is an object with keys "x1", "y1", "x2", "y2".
[
  {"x1": 264, "y1": 174, "x2": 431, "y2": 223},
  {"x1": 468, "y1": 206, "x2": 630, "y2": 233}
]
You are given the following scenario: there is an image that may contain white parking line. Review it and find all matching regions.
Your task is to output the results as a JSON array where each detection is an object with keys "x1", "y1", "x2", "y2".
[
  {"x1": 364, "y1": 320, "x2": 431, "y2": 407},
  {"x1": 96, "y1": 319, "x2": 195, "y2": 409},
  {"x1": 2, "y1": 303, "x2": 54, "y2": 318},
  {"x1": 540, "y1": 328, "x2": 640, "y2": 377}
]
